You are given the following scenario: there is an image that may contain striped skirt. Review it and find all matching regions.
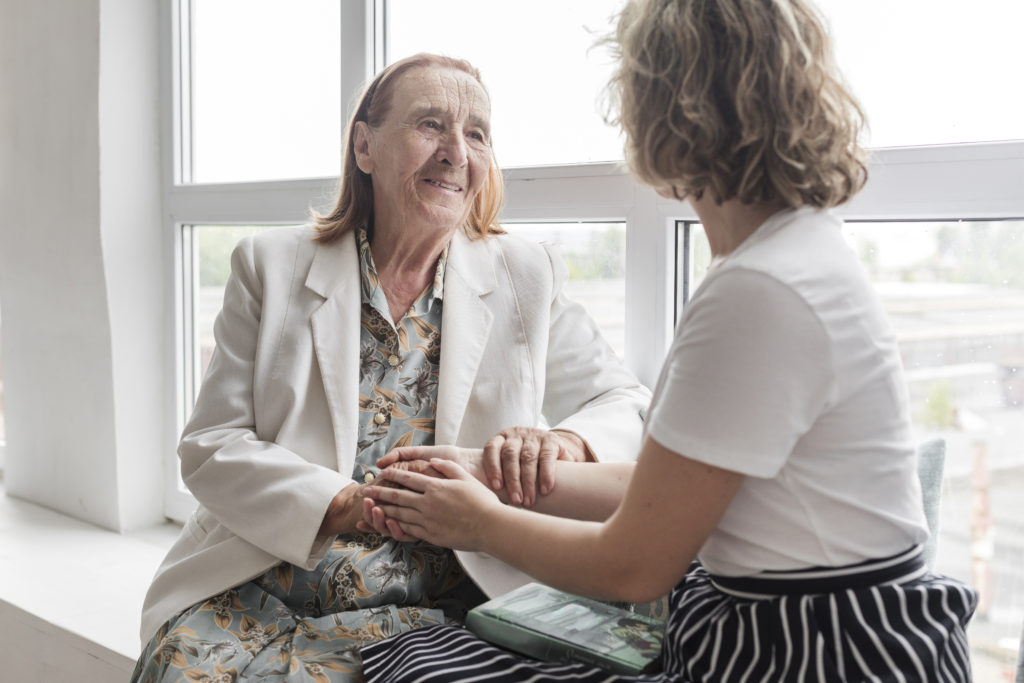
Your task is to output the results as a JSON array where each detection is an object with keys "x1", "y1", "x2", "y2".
[{"x1": 361, "y1": 546, "x2": 977, "y2": 682}]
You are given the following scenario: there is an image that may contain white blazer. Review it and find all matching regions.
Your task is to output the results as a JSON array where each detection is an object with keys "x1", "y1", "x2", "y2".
[{"x1": 140, "y1": 225, "x2": 650, "y2": 643}]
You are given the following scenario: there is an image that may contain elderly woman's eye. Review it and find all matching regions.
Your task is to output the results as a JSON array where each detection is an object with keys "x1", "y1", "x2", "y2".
[{"x1": 422, "y1": 120, "x2": 441, "y2": 130}]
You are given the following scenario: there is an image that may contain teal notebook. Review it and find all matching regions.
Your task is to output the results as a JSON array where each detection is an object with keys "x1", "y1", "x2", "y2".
[{"x1": 465, "y1": 582, "x2": 664, "y2": 675}]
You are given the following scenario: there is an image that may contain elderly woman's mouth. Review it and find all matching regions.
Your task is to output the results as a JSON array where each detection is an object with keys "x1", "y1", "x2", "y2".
[{"x1": 424, "y1": 179, "x2": 463, "y2": 192}]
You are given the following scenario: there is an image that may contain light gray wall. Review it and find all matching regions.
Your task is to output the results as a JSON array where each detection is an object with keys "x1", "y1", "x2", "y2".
[{"x1": 0, "y1": 0, "x2": 164, "y2": 532}]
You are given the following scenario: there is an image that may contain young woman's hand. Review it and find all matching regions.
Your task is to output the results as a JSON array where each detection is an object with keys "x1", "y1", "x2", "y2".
[
  {"x1": 376, "y1": 445, "x2": 484, "y2": 483},
  {"x1": 362, "y1": 459, "x2": 503, "y2": 550},
  {"x1": 377, "y1": 431, "x2": 586, "y2": 509}
]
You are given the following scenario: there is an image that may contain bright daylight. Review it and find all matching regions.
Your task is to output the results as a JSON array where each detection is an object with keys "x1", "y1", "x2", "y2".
[{"x1": 1, "y1": 0, "x2": 1022, "y2": 681}]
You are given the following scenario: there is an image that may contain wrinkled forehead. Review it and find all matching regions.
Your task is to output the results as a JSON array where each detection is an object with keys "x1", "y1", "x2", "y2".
[{"x1": 392, "y1": 65, "x2": 491, "y2": 127}]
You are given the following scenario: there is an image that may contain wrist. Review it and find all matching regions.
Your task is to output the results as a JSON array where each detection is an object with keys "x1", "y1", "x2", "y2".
[
  {"x1": 319, "y1": 484, "x2": 361, "y2": 536},
  {"x1": 551, "y1": 429, "x2": 593, "y2": 462},
  {"x1": 477, "y1": 499, "x2": 514, "y2": 553}
]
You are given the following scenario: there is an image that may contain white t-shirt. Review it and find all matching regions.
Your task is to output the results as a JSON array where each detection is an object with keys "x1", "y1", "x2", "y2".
[{"x1": 646, "y1": 207, "x2": 929, "y2": 576}]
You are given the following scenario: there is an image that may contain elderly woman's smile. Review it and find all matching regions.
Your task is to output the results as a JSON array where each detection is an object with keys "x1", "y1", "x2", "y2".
[{"x1": 354, "y1": 65, "x2": 492, "y2": 238}]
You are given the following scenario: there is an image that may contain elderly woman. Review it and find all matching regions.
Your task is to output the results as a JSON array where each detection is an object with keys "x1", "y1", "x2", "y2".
[
  {"x1": 359, "y1": 1, "x2": 977, "y2": 681},
  {"x1": 131, "y1": 53, "x2": 650, "y2": 682}
]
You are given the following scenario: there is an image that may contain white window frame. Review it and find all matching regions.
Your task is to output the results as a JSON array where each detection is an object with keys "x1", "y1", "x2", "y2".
[{"x1": 159, "y1": 0, "x2": 1024, "y2": 521}]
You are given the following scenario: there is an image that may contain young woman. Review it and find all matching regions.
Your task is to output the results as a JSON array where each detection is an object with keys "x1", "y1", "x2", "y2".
[{"x1": 359, "y1": 0, "x2": 977, "y2": 680}]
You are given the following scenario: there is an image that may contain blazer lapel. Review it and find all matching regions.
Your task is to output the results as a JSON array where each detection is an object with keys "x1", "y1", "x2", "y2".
[
  {"x1": 436, "y1": 228, "x2": 496, "y2": 444},
  {"x1": 306, "y1": 234, "x2": 362, "y2": 474}
]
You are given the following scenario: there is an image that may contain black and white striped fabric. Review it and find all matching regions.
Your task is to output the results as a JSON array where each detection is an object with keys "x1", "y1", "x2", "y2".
[{"x1": 361, "y1": 546, "x2": 976, "y2": 682}]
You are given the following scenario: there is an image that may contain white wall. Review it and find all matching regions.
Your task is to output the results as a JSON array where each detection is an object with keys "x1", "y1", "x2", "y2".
[{"x1": 0, "y1": 0, "x2": 164, "y2": 532}]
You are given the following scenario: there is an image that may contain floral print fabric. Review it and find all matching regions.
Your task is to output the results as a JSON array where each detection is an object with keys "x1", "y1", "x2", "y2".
[
  {"x1": 132, "y1": 229, "x2": 481, "y2": 682},
  {"x1": 132, "y1": 533, "x2": 482, "y2": 682},
  {"x1": 353, "y1": 227, "x2": 446, "y2": 484}
]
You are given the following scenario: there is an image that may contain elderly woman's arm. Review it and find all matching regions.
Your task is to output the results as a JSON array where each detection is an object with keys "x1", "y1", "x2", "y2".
[
  {"x1": 479, "y1": 242, "x2": 651, "y2": 506},
  {"x1": 180, "y1": 233, "x2": 356, "y2": 569}
]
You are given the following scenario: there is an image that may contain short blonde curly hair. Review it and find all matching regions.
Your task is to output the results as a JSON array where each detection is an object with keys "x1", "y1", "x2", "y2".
[{"x1": 607, "y1": 0, "x2": 868, "y2": 208}]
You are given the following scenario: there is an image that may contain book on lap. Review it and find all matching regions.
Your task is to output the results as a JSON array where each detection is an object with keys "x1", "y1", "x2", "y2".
[{"x1": 465, "y1": 582, "x2": 664, "y2": 675}]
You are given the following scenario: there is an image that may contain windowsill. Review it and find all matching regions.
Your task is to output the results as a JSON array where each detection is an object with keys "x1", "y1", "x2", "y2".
[{"x1": 0, "y1": 478, "x2": 179, "y2": 672}]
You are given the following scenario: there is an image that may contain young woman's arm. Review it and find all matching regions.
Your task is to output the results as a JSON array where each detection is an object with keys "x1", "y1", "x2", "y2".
[
  {"x1": 365, "y1": 435, "x2": 744, "y2": 604},
  {"x1": 371, "y1": 445, "x2": 635, "y2": 522}
]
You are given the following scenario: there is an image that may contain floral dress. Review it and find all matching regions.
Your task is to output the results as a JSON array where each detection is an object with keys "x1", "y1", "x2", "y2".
[{"x1": 132, "y1": 228, "x2": 485, "y2": 682}]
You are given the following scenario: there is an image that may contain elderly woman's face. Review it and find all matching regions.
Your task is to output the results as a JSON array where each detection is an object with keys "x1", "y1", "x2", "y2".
[{"x1": 355, "y1": 66, "x2": 492, "y2": 235}]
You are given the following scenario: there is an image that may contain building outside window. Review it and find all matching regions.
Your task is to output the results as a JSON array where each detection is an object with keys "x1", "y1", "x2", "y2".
[{"x1": 165, "y1": 0, "x2": 1024, "y2": 675}]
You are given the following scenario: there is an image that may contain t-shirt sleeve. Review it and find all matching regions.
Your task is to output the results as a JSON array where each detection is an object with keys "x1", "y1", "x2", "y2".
[{"x1": 646, "y1": 268, "x2": 834, "y2": 478}]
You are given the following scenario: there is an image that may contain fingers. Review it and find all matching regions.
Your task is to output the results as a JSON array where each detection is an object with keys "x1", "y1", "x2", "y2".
[
  {"x1": 518, "y1": 437, "x2": 540, "y2": 507},
  {"x1": 482, "y1": 435, "x2": 505, "y2": 492},
  {"x1": 403, "y1": 460, "x2": 444, "y2": 478},
  {"x1": 500, "y1": 436, "x2": 524, "y2": 505},
  {"x1": 376, "y1": 466, "x2": 432, "y2": 492},
  {"x1": 373, "y1": 506, "x2": 418, "y2": 541},
  {"x1": 360, "y1": 498, "x2": 388, "y2": 536},
  {"x1": 365, "y1": 481, "x2": 425, "y2": 508},
  {"x1": 483, "y1": 428, "x2": 564, "y2": 506},
  {"x1": 537, "y1": 434, "x2": 560, "y2": 496},
  {"x1": 428, "y1": 458, "x2": 474, "y2": 480},
  {"x1": 360, "y1": 495, "x2": 421, "y2": 541},
  {"x1": 386, "y1": 518, "x2": 415, "y2": 540},
  {"x1": 376, "y1": 445, "x2": 430, "y2": 468}
]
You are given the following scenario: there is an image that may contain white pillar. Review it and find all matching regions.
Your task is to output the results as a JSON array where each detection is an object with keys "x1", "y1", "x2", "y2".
[{"x1": 0, "y1": 0, "x2": 164, "y2": 531}]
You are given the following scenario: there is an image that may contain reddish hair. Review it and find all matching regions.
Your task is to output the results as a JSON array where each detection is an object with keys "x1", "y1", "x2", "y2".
[{"x1": 313, "y1": 53, "x2": 505, "y2": 243}]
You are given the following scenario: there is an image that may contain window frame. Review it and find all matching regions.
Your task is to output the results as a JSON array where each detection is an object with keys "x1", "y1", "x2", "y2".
[{"x1": 159, "y1": 0, "x2": 1024, "y2": 521}]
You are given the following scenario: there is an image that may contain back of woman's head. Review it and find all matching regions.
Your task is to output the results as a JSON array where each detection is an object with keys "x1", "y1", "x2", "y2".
[{"x1": 608, "y1": 0, "x2": 867, "y2": 208}]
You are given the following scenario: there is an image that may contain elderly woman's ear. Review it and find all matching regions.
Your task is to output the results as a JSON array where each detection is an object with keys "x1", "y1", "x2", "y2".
[{"x1": 352, "y1": 121, "x2": 375, "y2": 175}]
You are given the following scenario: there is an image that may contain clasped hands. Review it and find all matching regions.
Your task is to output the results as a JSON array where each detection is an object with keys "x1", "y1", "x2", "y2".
[{"x1": 319, "y1": 427, "x2": 587, "y2": 540}]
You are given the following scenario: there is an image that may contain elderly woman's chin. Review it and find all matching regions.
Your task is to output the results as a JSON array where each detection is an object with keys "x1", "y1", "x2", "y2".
[{"x1": 416, "y1": 196, "x2": 475, "y2": 233}]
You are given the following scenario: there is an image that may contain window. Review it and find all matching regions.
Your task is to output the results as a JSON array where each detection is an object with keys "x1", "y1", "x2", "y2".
[
  {"x1": 387, "y1": 0, "x2": 625, "y2": 167},
  {"x1": 164, "y1": 4, "x2": 1024, "y2": 674},
  {"x1": 846, "y1": 220, "x2": 1024, "y2": 678},
  {"x1": 507, "y1": 222, "x2": 627, "y2": 358},
  {"x1": 180, "y1": 225, "x2": 280, "y2": 410},
  {"x1": 817, "y1": 0, "x2": 1024, "y2": 147},
  {"x1": 676, "y1": 218, "x2": 1024, "y2": 677},
  {"x1": 187, "y1": 0, "x2": 342, "y2": 183}
]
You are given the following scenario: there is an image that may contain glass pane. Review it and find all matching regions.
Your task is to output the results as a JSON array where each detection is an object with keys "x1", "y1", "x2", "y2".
[
  {"x1": 387, "y1": 0, "x2": 624, "y2": 167},
  {"x1": 190, "y1": 0, "x2": 341, "y2": 183},
  {"x1": 506, "y1": 223, "x2": 626, "y2": 358},
  {"x1": 818, "y1": 0, "x2": 1024, "y2": 147},
  {"x1": 187, "y1": 225, "x2": 280, "y2": 412},
  {"x1": 845, "y1": 220, "x2": 1024, "y2": 677},
  {"x1": 679, "y1": 220, "x2": 1024, "y2": 676},
  {"x1": 675, "y1": 222, "x2": 711, "y2": 317}
]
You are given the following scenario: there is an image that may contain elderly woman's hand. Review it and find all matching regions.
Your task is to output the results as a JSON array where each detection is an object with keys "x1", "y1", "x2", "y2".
[
  {"x1": 483, "y1": 427, "x2": 590, "y2": 507},
  {"x1": 377, "y1": 433, "x2": 590, "y2": 508},
  {"x1": 321, "y1": 459, "x2": 441, "y2": 538}
]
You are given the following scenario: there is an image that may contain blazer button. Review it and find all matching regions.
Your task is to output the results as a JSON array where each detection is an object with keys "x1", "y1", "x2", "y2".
[
  {"x1": 388, "y1": 354, "x2": 400, "y2": 366},
  {"x1": 373, "y1": 413, "x2": 386, "y2": 425},
  {"x1": 364, "y1": 472, "x2": 376, "y2": 483}
]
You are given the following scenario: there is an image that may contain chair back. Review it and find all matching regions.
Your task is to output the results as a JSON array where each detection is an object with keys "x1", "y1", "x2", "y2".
[{"x1": 916, "y1": 438, "x2": 946, "y2": 571}]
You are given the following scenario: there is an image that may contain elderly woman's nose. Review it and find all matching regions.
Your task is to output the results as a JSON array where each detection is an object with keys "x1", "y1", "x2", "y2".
[{"x1": 436, "y1": 129, "x2": 469, "y2": 167}]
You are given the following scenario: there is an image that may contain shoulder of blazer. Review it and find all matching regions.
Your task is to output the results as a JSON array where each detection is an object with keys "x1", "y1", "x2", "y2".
[
  {"x1": 488, "y1": 232, "x2": 566, "y2": 300},
  {"x1": 237, "y1": 225, "x2": 352, "y2": 300},
  {"x1": 233, "y1": 225, "x2": 318, "y2": 279},
  {"x1": 485, "y1": 232, "x2": 569, "y2": 305}
]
